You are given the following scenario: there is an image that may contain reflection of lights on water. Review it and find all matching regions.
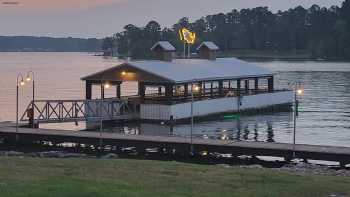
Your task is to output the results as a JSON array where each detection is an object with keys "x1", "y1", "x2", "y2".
[
  {"x1": 221, "y1": 134, "x2": 229, "y2": 140},
  {"x1": 202, "y1": 134, "x2": 209, "y2": 139},
  {"x1": 201, "y1": 151, "x2": 208, "y2": 156},
  {"x1": 297, "y1": 89, "x2": 304, "y2": 95}
]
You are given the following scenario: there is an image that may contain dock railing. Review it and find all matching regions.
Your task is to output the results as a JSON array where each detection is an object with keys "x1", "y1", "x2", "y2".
[
  {"x1": 144, "y1": 88, "x2": 291, "y2": 105},
  {"x1": 20, "y1": 98, "x2": 133, "y2": 124}
]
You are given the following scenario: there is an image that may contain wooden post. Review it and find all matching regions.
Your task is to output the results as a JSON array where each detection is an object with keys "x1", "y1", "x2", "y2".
[
  {"x1": 165, "y1": 84, "x2": 173, "y2": 98},
  {"x1": 218, "y1": 81, "x2": 223, "y2": 96},
  {"x1": 158, "y1": 87, "x2": 162, "y2": 96},
  {"x1": 237, "y1": 79, "x2": 241, "y2": 96},
  {"x1": 86, "y1": 81, "x2": 92, "y2": 100},
  {"x1": 184, "y1": 84, "x2": 188, "y2": 97},
  {"x1": 254, "y1": 78, "x2": 259, "y2": 92},
  {"x1": 116, "y1": 84, "x2": 121, "y2": 99},
  {"x1": 138, "y1": 82, "x2": 145, "y2": 101},
  {"x1": 245, "y1": 80, "x2": 249, "y2": 94},
  {"x1": 268, "y1": 77, "x2": 274, "y2": 92},
  {"x1": 210, "y1": 82, "x2": 213, "y2": 97},
  {"x1": 101, "y1": 83, "x2": 105, "y2": 100}
]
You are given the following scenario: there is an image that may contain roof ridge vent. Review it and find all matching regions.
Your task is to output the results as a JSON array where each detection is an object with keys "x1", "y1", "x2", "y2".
[{"x1": 197, "y1": 41, "x2": 219, "y2": 60}]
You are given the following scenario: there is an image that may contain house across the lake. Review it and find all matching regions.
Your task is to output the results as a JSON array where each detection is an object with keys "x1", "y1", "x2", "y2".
[{"x1": 81, "y1": 41, "x2": 293, "y2": 122}]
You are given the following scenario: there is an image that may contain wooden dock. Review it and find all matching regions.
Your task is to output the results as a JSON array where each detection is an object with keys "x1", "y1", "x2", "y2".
[{"x1": 0, "y1": 124, "x2": 350, "y2": 166}]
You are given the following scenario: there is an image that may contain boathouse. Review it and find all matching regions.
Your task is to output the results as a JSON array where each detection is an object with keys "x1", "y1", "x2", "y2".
[{"x1": 81, "y1": 41, "x2": 293, "y2": 121}]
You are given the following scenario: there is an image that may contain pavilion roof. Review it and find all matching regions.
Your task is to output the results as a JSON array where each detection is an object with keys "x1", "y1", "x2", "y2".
[{"x1": 81, "y1": 58, "x2": 273, "y2": 84}]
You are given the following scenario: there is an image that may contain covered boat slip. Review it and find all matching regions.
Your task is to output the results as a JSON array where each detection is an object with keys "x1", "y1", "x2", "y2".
[{"x1": 81, "y1": 57, "x2": 293, "y2": 121}]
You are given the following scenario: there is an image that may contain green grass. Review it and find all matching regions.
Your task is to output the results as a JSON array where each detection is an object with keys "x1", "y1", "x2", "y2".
[{"x1": 0, "y1": 157, "x2": 349, "y2": 197}]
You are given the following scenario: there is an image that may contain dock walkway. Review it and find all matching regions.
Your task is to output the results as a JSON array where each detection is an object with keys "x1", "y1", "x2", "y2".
[{"x1": 0, "y1": 124, "x2": 349, "y2": 166}]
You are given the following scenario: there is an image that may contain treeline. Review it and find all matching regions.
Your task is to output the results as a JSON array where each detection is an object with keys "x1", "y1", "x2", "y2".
[
  {"x1": 103, "y1": 0, "x2": 350, "y2": 59},
  {"x1": 0, "y1": 36, "x2": 102, "y2": 52}
]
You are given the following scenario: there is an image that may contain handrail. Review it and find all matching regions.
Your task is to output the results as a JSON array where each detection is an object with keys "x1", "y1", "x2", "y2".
[{"x1": 20, "y1": 99, "x2": 133, "y2": 124}]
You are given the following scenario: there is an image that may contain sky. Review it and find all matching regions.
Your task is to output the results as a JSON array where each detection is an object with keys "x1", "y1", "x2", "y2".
[{"x1": 0, "y1": 0, "x2": 344, "y2": 38}]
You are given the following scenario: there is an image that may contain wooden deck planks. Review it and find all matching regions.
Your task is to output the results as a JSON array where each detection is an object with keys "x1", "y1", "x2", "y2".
[{"x1": 0, "y1": 125, "x2": 350, "y2": 163}]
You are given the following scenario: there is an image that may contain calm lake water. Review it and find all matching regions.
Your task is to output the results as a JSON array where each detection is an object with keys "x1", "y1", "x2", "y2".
[{"x1": 1, "y1": 52, "x2": 350, "y2": 147}]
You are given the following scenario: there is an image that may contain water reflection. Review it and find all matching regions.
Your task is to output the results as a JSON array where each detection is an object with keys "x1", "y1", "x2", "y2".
[
  {"x1": 102, "y1": 112, "x2": 292, "y2": 143},
  {"x1": 2, "y1": 53, "x2": 350, "y2": 147}
]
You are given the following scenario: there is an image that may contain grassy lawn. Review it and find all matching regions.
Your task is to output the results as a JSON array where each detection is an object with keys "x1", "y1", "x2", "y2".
[{"x1": 0, "y1": 157, "x2": 349, "y2": 197}]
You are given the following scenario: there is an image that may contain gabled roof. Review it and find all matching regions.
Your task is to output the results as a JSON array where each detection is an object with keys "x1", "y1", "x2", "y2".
[
  {"x1": 197, "y1": 41, "x2": 219, "y2": 51},
  {"x1": 150, "y1": 41, "x2": 176, "y2": 51},
  {"x1": 82, "y1": 58, "x2": 273, "y2": 84}
]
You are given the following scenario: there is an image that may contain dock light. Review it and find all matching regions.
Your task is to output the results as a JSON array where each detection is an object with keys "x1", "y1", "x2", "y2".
[
  {"x1": 193, "y1": 85, "x2": 200, "y2": 92},
  {"x1": 121, "y1": 71, "x2": 127, "y2": 76},
  {"x1": 289, "y1": 81, "x2": 304, "y2": 159},
  {"x1": 19, "y1": 80, "x2": 25, "y2": 86},
  {"x1": 16, "y1": 73, "x2": 26, "y2": 143},
  {"x1": 25, "y1": 71, "x2": 35, "y2": 128},
  {"x1": 104, "y1": 82, "x2": 111, "y2": 89},
  {"x1": 297, "y1": 89, "x2": 304, "y2": 95},
  {"x1": 26, "y1": 76, "x2": 31, "y2": 82}
]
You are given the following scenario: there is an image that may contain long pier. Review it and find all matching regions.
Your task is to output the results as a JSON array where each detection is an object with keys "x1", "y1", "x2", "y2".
[{"x1": 0, "y1": 124, "x2": 350, "y2": 167}]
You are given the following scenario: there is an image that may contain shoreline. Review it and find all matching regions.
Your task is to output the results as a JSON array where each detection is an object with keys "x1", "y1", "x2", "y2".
[{"x1": 0, "y1": 150, "x2": 349, "y2": 177}]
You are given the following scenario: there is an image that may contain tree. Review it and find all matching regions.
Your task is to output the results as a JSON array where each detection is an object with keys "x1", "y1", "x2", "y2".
[{"x1": 106, "y1": 1, "x2": 350, "y2": 59}]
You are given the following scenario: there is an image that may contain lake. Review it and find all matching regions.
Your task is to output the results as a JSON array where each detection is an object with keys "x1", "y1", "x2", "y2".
[{"x1": 1, "y1": 52, "x2": 350, "y2": 147}]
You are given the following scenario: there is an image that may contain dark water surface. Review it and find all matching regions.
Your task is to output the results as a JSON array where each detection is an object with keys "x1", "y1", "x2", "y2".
[{"x1": 1, "y1": 53, "x2": 350, "y2": 147}]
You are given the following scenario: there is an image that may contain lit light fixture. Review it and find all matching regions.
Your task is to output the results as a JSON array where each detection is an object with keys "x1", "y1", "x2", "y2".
[
  {"x1": 193, "y1": 85, "x2": 200, "y2": 92},
  {"x1": 221, "y1": 134, "x2": 229, "y2": 140},
  {"x1": 121, "y1": 71, "x2": 127, "y2": 76},
  {"x1": 26, "y1": 75, "x2": 32, "y2": 82},
  {"x1": 297, "y1": 89, "x2": 304, "y2": 95},
  {"x1": 19, "y1": 80, "x2": 25, "y2": 86},
  {"x1": 104, "y1": 82, "x2": 111, "y2": 89}
]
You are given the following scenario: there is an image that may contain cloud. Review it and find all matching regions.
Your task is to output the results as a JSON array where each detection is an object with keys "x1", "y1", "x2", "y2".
[{"x1": 1, "y1": 0, "x2": 125, "y2": 11}]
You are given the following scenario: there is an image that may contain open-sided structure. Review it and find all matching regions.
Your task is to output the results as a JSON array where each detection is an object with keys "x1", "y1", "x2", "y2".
[{"x1": 81, "y1": 41, "x2": 293, "y2": 121}]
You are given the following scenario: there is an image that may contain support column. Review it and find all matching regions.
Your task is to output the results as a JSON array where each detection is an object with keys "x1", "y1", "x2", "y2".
[
  {"x1": 218, "y1": 80, "x2": 223, "y2": 96},
  {"x1": 138, "y1": 82, "x2": 145, "y2": 101},
  {"x1": 101, "y1": 83, "x2": 105, "y2": 100},
  {"x1": 245, "y1": 80, "x2": 249, "y2": 94},
  {"x1": 210, "y1": 82, "x2": 213, "y2": 97},
  {"x1": 165, "y1": 84, "x2": 173, "y2": 98},
  {"x1": 184, "y1": 84, "x2": 188, "y2": 97},
  {"x1": 158, "y1": 87, "x2": 162, "y2": 96},
  {"x1": 86, "y1": 81, "x2": 92, "y2": 100},
  {"x1": 268, "y1": 77, "x2": 274, "y2": 92},
  {"x1": 237, "y1": 79, "x2": 241, "y2": 96},
  {"x1": 198, "y1": 82, "x2": 203, "y2": 97},
  {"x1": 254, "y1": 78, "x2": 259, "y2": 92},
  {"x1": 116, "y1": 84, "x2": 121, "y2": 99}
]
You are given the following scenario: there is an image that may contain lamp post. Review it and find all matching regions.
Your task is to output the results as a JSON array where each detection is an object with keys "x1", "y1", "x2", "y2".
[
  {"x1": 190, "y1": 83, "x2": 200, "y2": 156},
  {"x1": 99, "y1": 80, "x2": 111, "y2": 155},
  {"x1": 16, "y1": 74, "x2": 26, "y2": 142},
  {"x1": 290, "y1": 82, "x2": 303, "y2": 158},
  {"x1": 25, "y1": 71, "x2": 35, "y2": 128}
]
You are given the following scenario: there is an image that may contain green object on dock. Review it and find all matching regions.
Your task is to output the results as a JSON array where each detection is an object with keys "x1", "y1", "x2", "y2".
[
  {"x1": 298, "y1": 107, "x2": 304, "y2": 112},
  {"x1": 224, "y1": 114, "x2": 240, "y2": 120}
]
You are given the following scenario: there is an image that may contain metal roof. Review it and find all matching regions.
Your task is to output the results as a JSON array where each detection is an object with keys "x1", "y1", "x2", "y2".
[
  {"x1": 197, "y1": 42, "x2": 219, "y2": 51},
  {"x1": 82, "y1": 58, "x2": 273, "y2": 84},
  {"x1": 150, "y1": 41, "x2": 176, "y2": 51}
]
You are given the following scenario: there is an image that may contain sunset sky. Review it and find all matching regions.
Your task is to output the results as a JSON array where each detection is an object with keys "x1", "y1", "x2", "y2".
[{"x1": 0, "y1": 0, "x2": 343, "y2": 38}]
